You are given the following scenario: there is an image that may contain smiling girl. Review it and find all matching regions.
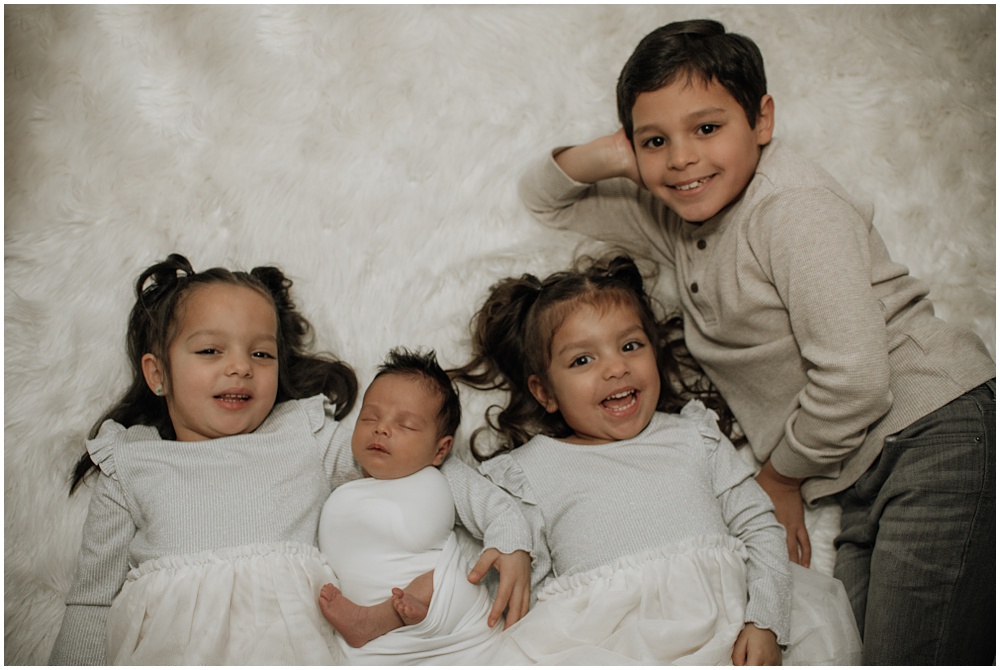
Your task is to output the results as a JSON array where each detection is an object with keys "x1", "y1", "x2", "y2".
[
  {"x1": 49, "y1": 254, "x2": 361, "y2": 665},
  {"x1": 453, "y1": 254, "x2": 861, "y2": 665}
]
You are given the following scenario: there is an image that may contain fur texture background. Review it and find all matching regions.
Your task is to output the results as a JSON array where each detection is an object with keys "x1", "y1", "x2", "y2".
[{"x1": 4, "y1": 5, "x2": 994, "y2": 664}]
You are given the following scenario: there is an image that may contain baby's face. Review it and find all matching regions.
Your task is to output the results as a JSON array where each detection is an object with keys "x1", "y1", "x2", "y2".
[{"x1": 351, "y1": 373, "x2": 451, "y2": 480}]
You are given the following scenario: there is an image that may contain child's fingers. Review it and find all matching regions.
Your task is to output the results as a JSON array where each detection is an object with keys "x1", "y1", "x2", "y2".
[
  {"x1": 796, "y1": 526, "x2": 812, "y2": 568},
  {"x1": 502, "y1": 582, "x2": 529, "y2": 629},
  {"x1": 489, "y1": 577, "x2": 513, "y2": 628},
  {"x1": 731, "y1": 635, "x2": 748, "y2": 666},
  {"x1": 467, "y1": 548, "x2": 499, "y2": 584}
]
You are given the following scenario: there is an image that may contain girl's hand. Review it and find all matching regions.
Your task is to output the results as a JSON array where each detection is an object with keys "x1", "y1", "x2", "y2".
[
  {"x1": 756, "y1": 460, "x2": 811, "y2": 567},
  {"x1": 467, "y1": 548, "x2": 531, "y2": 629},
  {"x1": 732, "y1": 624, "x2": 782, "y2": 666},
  {"x1": 554, "y1": 129, "x2": 644, "y2": 188}
]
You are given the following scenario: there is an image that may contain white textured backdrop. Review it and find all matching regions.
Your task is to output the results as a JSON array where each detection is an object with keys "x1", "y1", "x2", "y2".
[{"x1": 5, "y1": 5, "x2": 995, "y2": 664}]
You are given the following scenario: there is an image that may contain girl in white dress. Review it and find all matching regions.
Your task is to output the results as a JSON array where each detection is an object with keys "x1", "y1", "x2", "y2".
[
  {"x1": 47, "y1": 254, "x2": 361, "y2": 665},
  {"x1": 48, "y1": 253, "x2": 360, "y2": 665},
  {"x1": 452, "y1": 254, "x2": 862, "y2": 665}
]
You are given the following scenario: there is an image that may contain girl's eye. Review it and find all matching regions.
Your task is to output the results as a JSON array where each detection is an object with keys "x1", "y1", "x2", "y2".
[
  {"x1": 196, "y1": 348, "x2": 218, "y2": 355},
  {"x1": 697, "y1": 124, "x2": 719, "y2": 136},
  {"x1": 570, "y1": 355, "x2": 594, "y2": 367},
  {"x1": 641, "y1": 136, "x2": 665, "y2": 149},
  {"x1": 622, "y1": 340, "x2": 644, "y2": 352},
  {"x1": 252, "y1": 351, "x2": 276, "y2": 360}
]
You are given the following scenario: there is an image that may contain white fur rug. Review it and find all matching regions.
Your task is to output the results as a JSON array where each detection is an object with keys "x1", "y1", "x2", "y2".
[{"x1": 5, "y1": 5, "x2": 995, "y2": 664}]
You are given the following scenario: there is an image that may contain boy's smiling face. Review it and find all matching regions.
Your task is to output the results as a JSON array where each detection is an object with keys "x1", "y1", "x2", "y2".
[{"x1": 631, "y1": 75, "x2": 773, "y2": 223}]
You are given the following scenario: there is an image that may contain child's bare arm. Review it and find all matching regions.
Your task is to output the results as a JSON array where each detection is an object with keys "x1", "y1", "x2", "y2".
[
  {"x1": 468, "y1": 548, "x2": 531, "y2": 629},
  {"x1": 554, "y1": 129, "x2": 643, "y2": 186},
  {"x1": 732, "y1": 624, "x2": 781, "y2": 666}
]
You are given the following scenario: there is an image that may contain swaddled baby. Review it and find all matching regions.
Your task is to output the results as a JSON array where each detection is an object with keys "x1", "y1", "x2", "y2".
[{"x1": 317, "y1": 349, "x2": 530, "y2": 665}]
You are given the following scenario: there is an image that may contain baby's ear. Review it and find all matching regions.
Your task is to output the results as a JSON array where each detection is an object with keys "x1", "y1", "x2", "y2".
[
  {"x1": 432, "y1": 435, "x2": 453, "y2": 466},
  {"x1": 141, "y1": 353, "x2": 166, "y2": 396},
  {"x1": 528, "y1": 374, "x2": 559, "y2": 414}
]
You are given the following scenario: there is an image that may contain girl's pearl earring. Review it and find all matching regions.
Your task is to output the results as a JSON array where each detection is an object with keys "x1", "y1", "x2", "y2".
[{"x1": 155, "y1": 386, "x2": 164, "y2": 397}]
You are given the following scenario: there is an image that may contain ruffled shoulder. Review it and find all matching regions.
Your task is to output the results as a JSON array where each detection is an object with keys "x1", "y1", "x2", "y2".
[
  {"x1": 300, "y1": 394, "x2": 333, "y2": 434},
  {"x1": 679, "y1": 399, "x2": 725, "y2": 445},
  {"x1": 680, "y1": 401, "x2": 757, "y2": 494},
  {"x1": 85, "y1": 420, "x2": 159, "y2": 479},
  {"x1": 266, "y1": 394, "x2": 332, "y2": 435},
  {"x1": 477, "y1": 451, "x2": 537, "y2": 505}
]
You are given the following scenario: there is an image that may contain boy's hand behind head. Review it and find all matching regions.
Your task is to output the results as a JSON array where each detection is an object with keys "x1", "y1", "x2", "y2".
[
  {"x1": 610, "y1": 128, "x2": 644, "y2": 188},
  {"x1": 554, "y1": 129, "x2": 644, "y2": 188}
]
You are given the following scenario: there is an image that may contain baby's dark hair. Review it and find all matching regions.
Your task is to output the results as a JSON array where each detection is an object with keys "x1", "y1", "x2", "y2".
[
  {"x1": 451, "y1": 254, "x2": 731, "y2": 461},
  {"x1": 374, "y1": 347, "x2": 461, "y2": 439},
  {"x1": 617, "y1": 19, "x2": 767, "y2": 141},
  {"x1": 70, "y1": 253, "x2": 358, "y2": 492}
]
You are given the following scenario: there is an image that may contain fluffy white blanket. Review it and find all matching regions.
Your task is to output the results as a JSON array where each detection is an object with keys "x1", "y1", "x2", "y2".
[{"x1": 4, "y1": 6, "x2": 994, "y2": 664}]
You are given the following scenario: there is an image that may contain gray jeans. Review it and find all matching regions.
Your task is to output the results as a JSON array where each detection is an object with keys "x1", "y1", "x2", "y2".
[{"x1": 835, "y1": 380, "x2": 995, "y2": 665}]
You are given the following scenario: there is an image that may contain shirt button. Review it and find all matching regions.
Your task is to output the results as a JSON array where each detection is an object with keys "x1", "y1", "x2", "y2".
[
  {"x1": 691, "y1": 282, "x2": 699, "y2": 293},
  {"x1": 696, "y1": 239, "x2": 707, "y2": 250}
]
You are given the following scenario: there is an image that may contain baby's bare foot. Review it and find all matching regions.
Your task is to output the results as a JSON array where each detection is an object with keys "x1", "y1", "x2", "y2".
[
  {"x1": 391, "y1": 587, "x2": 430, "y2": 625},
  {"x1": 318, "y1": 583, "x2": 392, "y2": 648}
]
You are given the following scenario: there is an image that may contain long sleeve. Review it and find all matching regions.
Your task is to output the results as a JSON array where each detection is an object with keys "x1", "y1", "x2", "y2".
[
  {"x1": 440, "y1": 458, "x2": 531, "y2": 556},
  {"x1": 518, "y1": 150, "x2": 679, "y2": 270},
  {"x1": 49, "y1": 474, "x2": 135, "y2": 665},
  {"x1": 475, "y1": 454, "x2": 553, "y2": 595},
  {"x1": 315, "y1": 404, "x2": 363, "y2": 491},
  {"x1": 749, "y1": 189, "x2": 893, "y2": 479},
  {"x1": 718, "y1": 477, "x2": 792, "y2": 644},
  {"x1": 700, "y1": 420, "x2": 791, "y2": 643}
]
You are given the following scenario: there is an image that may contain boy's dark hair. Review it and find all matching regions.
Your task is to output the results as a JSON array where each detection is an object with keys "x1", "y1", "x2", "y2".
[
  {"x1": 71, "y1": 253, "x2": 358, "y2": 492},
  {"x1": 374, "y1": 347, "x2": 461, "y2": 440},
  {"x1": 617, "y1": 19, "x2": 767, "y2": 141},
  {"x1": 451, "y1": 254, "x2": 731, "y2": 461}
]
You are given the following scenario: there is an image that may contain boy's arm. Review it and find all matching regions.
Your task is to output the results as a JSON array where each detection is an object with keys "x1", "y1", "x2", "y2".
[
  {"x1": 750, "y1": 192, "x2": 894, "y2": 479},
  {"x1": 755, "y1": 461, "x2": 809, "y2": 567},
  {"x1": 49, "y1": 474, "x2": 134, "y2": 665},
  {"x1": 518, "y1": 133, "x2": 677, "y2": 267},
  {"x1": 551, "y1": 129, "x2": 642, "y2": 185}
]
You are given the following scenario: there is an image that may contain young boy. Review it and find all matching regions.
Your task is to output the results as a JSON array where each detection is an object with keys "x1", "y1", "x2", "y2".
[
  {"x1": 519, "y1": 19, "x2": 994, "y2": 665},
  {"x1": 317, "y1": 348, "x2": 530, "y2": 664}
]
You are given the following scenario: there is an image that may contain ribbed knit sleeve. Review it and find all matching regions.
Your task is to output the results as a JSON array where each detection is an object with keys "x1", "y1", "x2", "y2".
[
  {"x1": 478, "y1": 454, "x2": 552, "y2": 594},
  {"x1": 696, "y1": 405, "x2": 792, "y2": 644},
  {"x1": 49, "y1": 473, "x2": 135, "y2": 665},
  {"x1": 441, "y1": 458, "x2": 532, "y2": 556},
  {"x1": 306, "y1": 396, "x2": 361, "y2": 490}
]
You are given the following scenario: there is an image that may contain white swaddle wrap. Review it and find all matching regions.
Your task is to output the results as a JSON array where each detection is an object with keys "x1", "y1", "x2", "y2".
[{"x1": 318, "y1": 467, "x2": 503, "y2": 664}]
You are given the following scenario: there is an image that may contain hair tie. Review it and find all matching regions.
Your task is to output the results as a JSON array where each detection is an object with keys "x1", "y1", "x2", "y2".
[{"x1": 524, "y1": 274, "x2": 543, "y2": 293}]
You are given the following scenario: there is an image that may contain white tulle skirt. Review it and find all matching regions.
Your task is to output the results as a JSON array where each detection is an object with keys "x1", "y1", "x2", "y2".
[
  {"x1": 106, "y1": 542, "x2": 343, "y2": 665},
  {"x1": 496, "y1": 535, "x2": 861, "y2": 666}
]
